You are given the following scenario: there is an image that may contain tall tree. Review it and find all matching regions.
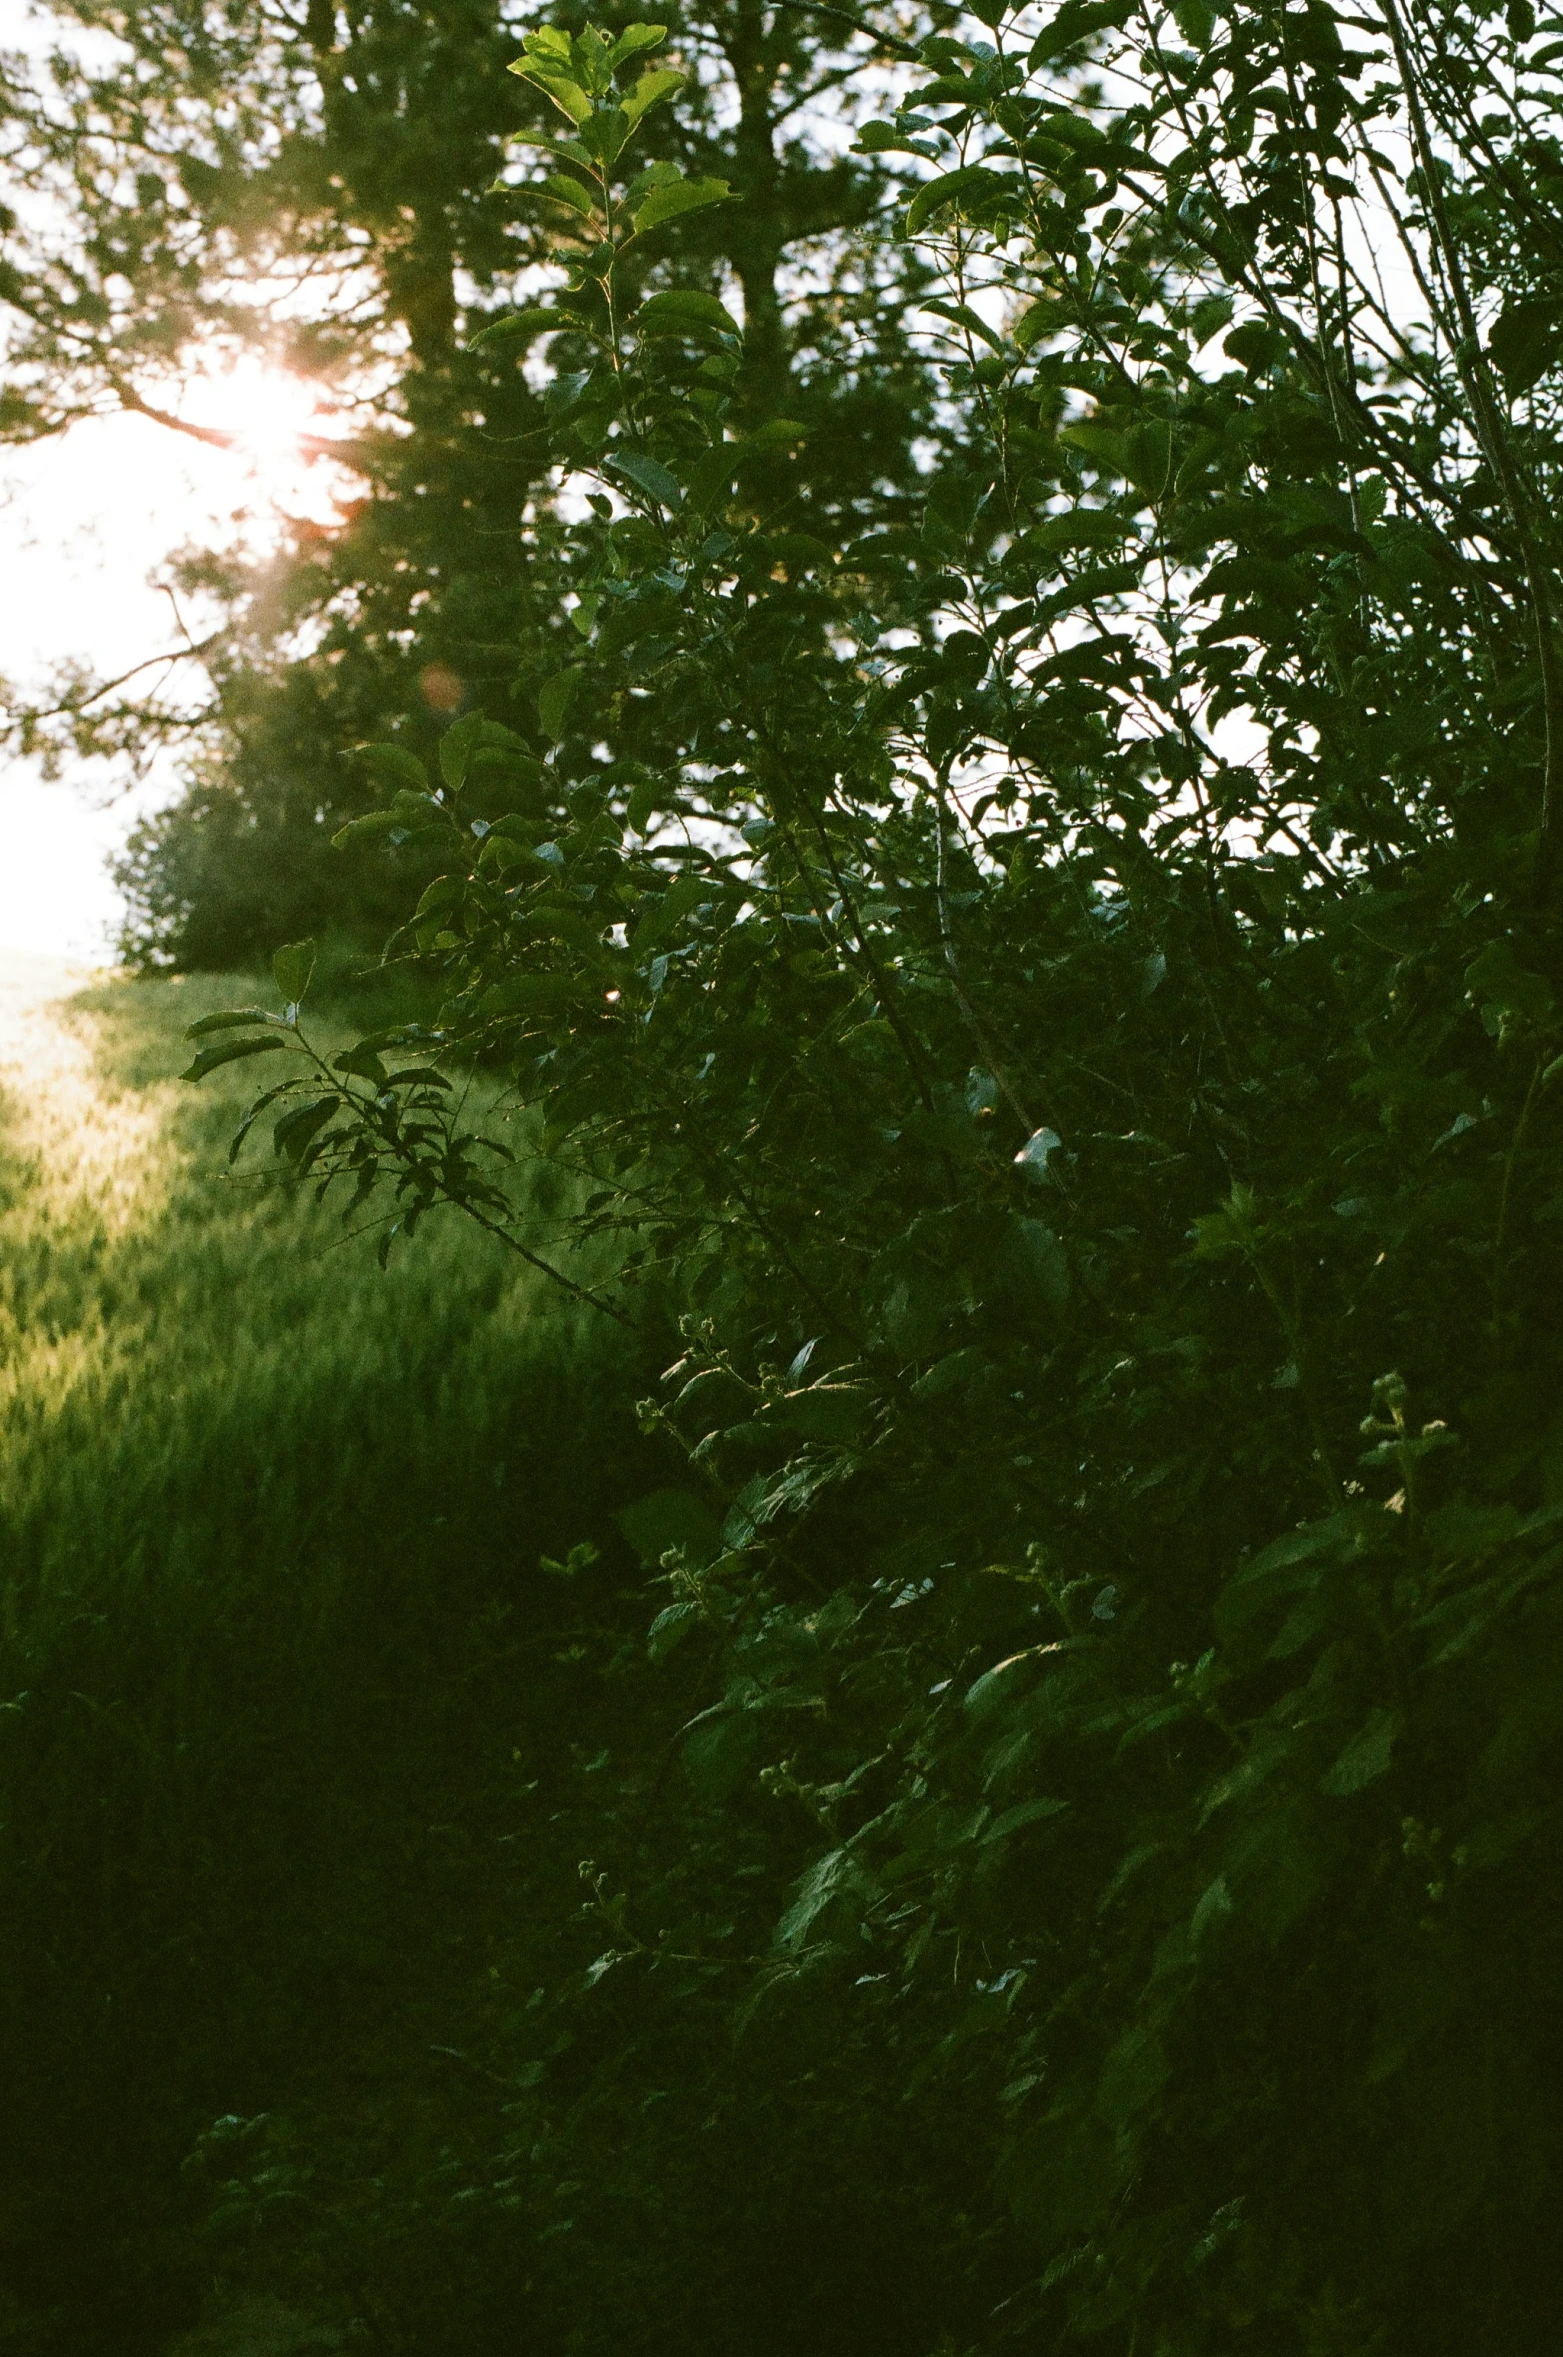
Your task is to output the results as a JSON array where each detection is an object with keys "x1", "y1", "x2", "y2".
[{"x1": 1, "y1": 0, "x2": 948, "y2": 964}]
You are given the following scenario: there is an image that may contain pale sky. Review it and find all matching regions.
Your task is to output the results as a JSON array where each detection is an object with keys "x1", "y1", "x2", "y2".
[
  {"x1": 1, "y1": 367, "x2": 343, "y2": 962},
  {"x1": 0, "y1": 0, "x2": 313, "y2": 966}
]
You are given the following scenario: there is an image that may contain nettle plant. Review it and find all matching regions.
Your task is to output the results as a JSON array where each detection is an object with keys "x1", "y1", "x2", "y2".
[{"x1": 191, "y1": 9, "x2": 1561, "y2": 2348}]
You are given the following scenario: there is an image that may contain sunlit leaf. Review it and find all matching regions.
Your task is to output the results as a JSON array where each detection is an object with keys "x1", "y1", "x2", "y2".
[
  {"x1": 272, "y1": 940, "x2": 317, "y2": 1006},
  {"x1": 180, "y1": 1035, "x2": 293, "y2": 1083},
  {"x1": 632, "y1": 173, "x2": 732, "y2": 233}
]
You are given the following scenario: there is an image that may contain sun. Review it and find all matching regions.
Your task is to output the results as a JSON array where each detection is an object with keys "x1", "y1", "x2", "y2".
[
  {"x1": 217, "y1": 359, "x2": 322, "y2": 469},
  {"x1": 174, "y1": 354, "x2": 342, "y2": 514}
]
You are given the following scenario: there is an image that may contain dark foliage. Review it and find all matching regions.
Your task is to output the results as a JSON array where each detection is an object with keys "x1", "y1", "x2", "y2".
[{"x1": 187, "y1": 8, "x2": 1563, "y2": 2350}]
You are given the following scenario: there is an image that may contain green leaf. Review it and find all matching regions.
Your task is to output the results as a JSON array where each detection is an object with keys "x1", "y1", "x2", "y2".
[
  {"x1": 1014, "y1": 297, "x2": 1067, "y2": 353},
  {"x1": 353, "y1": 743, "x2": 428, "y2": 791},
  {"x1": 331, "y1": 810, "x2": 402, "y2": 848},
  {"x1": 1320, "y1": 1706, "x2": 1401, "y2": 1797},
  {"x1": 1488, "y1": 298, "x2": 1559, "y2": 394},
  {"x1": 647, "y1": 1601, "x2": 700, "y2": 1662},
  {"x1": 739, "y1": 416, "x2": 808, "y2": 454},
  {"x1": 1215, "y1": 1508, "x2": 1379, "y2": 1640},
  {"x1": 686, "y1": 415, "x2": 807, "y2": 511},
  {"x1": 538, "y1": 668, "x2": 584, "y2": 738},
  {"x1": 1190, "y1": 1873, "x2": 1235, "y2": 1944},
  {"x1": 514, "y1": 67, "x2": 593, "y2": 125},
  {"x1": 771, "y1": 1382, "x2": 871, "y2": 1446},
  {"x1": 608, "y1": 450, "x2": 684, "y2": 508},
  {"x1": 633, "y1": 174, "x2": 732, "y2": 234},
  {"x1": 485, "y1": 972, "x2": 582, "y2": 1020},
  {"x1": 921, "y1": 297, "x2": 1003, "y2": 354},
  {"x1": 1173, "y1": 0, "x2": 1214, "y2": 47},
  {"x1": 1095, "y1": 2024, "x2": 1170, "y2": 2128},
  {"x1": 1191, "y1": 292, "x2": 1234, "y2": 347},
  {"x1": 467, "y1": 307, "x2": 579, "y2": 351},
  {"x1": 388, "y1": 787, "x2": 449, "y2": 826},
  {"x1": 1018, "y1": 510, "x2": 1127, "y2": 557},
  {"x1": 1421, "y1": 1501, "x2": 1522, "y2": 1560},
  {"x1": 605, "y1": 23, "x2": 668, "y2": 69},
  {"x1": 477, "y1": 834, "x2": 532, "y2": 877},
  {"x1": 497, "y1": 128, "x2": 595, "y2": 163},
  {"x1": 180, "y1": 1035, "x2": 292, "y2": 1083},
  {"x1": 1223, "y1": 319, "x2": 1285, "y2": 372},
  {"x1": 439, "y1": 711, "x2": 482, "y2": 791},
  {"x1": 272, "y1": 1095, "x2": 341, "y2": 1163},
  {"x1": 333, "y1": 1040, "x2": 389, "y2": 1084},
  {"x1": 1121, "y1": 421, "x2": 1174, "y2": 499},
  {"x1": 413, "y1": 876, "x2": 463, "y2": 923},
  {"x1": 1219, "y1": 1797, "x2": 1324, "y2": 1936},
  {"x1": 272, "y1": 940, "x2": 317, "y2": 1006},
  {"x1": 619, "y1": 68, "x2": 683, "y2": 129},
  {"x1": 1002, "y1": 2107, "x2": 1121, "y2": 2241},
  {"x1": 911, "y1": 1346, "x2": 987, "y2": 1402},
  {"x1": 853, "y1": 119, "x2": 923, "y2": 155},
  {"x1": 633, "y1": 289, "x2": 741, "y2": 339},
  {"x1": 963, "y1": 1645, "x2": 1054, "y2": 1720},
  {"x1": 905, "y1": 166, "x2": 1008, "y2": 238},
  {"x1": 226, "y1": 1078, "x2": 300, "y2": 1165},
  {"x1": 183, "y1": 1008, "x2": 285, "y2": 1038},
  {"x1": 1027, "y1": 0, "x2": 1135, "y2": 67},
  {"x1": 1456, "y1": 1803, "x2": 1555, "y2": 1873},
  {"x1": 775, "y1": 1847, "x2": 875, "y2": 1947},
  {"x1": 438, "y1": 712, "x2": 528, "y2": 793},
  {"x1": 1465, "y1": 939, "x2": 1554, "y2": 1025},
  {"x1": 1058, "y1": 421, "x2": 1127, "y2": 471},
  {"x1": 539, "y1": 171, "x2": 596, "y2": 216}
]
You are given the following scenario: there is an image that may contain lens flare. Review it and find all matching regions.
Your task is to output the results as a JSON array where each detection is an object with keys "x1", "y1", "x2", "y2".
[{"x1": 176, "y1": 357, "x2": 337, "y2": 508}]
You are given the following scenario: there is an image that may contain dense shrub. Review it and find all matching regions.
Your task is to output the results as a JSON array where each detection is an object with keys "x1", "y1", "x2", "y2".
[{"x1": 189, "y1": 9, "x2": 1563, "y2": 2349}]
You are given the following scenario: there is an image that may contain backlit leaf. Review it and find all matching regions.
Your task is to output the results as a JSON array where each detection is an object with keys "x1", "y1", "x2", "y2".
[{"x1": 633, "y1": 175, "x2": 732, "y2": 233}]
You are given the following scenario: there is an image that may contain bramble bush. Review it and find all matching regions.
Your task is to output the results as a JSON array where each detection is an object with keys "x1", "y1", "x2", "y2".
[{"x1": 194, "y1": 7, "x2": 1561, "y2": 2349}]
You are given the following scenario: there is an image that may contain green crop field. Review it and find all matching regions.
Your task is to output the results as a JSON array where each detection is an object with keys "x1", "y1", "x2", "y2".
[{"x1": 0, "y1": 967, "x2": 650, "y2": 2352}]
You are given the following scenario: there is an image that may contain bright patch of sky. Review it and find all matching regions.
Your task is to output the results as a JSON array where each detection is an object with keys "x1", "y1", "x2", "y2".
[
  {"x1": 0, "y1": 3, "x2": 352, "y2": 964},
  {"x1": 0, "y1": 377, "x2": 347, "y2": 961}
]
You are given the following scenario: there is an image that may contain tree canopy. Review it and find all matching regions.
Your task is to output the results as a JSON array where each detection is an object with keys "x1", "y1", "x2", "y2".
[{"x1": 3, "y1": 0, "x2": 951, "y2": 962}]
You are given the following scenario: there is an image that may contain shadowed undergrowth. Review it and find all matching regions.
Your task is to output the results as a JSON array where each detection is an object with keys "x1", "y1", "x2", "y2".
[{"x1": 0, "y1": 974, "x2": 990, "y2": 2357}]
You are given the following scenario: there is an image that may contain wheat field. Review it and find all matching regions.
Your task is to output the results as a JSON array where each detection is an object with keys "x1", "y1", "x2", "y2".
[{"x1": 0, "y1": 961, "x2": 643, "y2": 2354}]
